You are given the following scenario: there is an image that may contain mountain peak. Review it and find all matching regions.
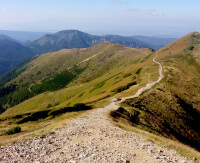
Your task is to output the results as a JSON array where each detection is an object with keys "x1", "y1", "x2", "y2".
[{"x1": 26, "y1": 30, "x2": 152, "y2": 54}]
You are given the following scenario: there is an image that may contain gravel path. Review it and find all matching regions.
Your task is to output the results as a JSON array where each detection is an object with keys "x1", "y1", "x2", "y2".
[
  {"x1": 0, "y1": 103, "x2": 193, "y2": 163},
  {"x1": 0, "y1": 54, "x2": 195, "y2": 162}
]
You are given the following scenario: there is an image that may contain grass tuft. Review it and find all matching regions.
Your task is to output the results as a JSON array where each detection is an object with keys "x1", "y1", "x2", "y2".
[{"x1": 5, "y1": 126, "x2": 21, "y2": 135}]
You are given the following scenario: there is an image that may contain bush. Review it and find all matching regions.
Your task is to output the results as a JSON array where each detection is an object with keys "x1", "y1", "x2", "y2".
[
  {"x1": 136, "y1": 68, "x2": 142, "y2": 74},
  {"x1": 127, "y1": 81, "x2": 137, "y2": 87},
  {"x1": 36, "y1": 71, "x2": 41, "y2": 75},
  {"x1": 5, "y1": 126, "x2": 21, "y2": 135},
  {"x1": 188, "y1": 46, "x2": 194, "y2": 50},
  {"x1": 47, "y1": 104, "x2": 53, "y2": 108},
  {"x1": 15, "y1": 103, "x2": 92, "y2": 124},
  {"x1": 49, "y1": 103, "x2": 92, "y2": 116},
  {"x1": 123, "y1": 73, "x2": 132, "y2": 78},
  {"x1": 90, "y1": 81, "x2": 105, "y2": 93},
  {"x1": 111, "y1": 85, "x2": 129, "y2": 93},
  {"x1": 111, "y1": 81, "x2": 137, "y2": 93},
  {"x1": 17, "y1": 111, "x2": 49, "y2": 124},
  {"x1": 140, "y1": 53, "x2": 154, "y2": 63}
]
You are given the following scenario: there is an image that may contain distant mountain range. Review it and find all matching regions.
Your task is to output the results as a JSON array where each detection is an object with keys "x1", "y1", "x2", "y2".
[
  {"x1": 0, "y1": 35, "x2": 33, "y2": 75},
  {"x1": 0, "y1": 29, "x2": 177, "y2": 75},
  {"x1": 1, "y1": 31, "x2": 200, "y2": 152},
  {"x1": 0, "y1": 30, "x2": 49, "y2": 42},
  {"x1": 0, "y1": 34, "x2": 18, "y2": 42},
  {"x1": 25, "y1": 30, "x2": 155, "y2": 54},
  {"x1": 131, "y1": 35, "x2": 176, "y2": 47}
]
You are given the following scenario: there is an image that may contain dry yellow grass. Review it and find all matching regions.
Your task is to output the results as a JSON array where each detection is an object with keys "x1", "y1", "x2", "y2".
[{"x1": 108, "y1": 112, "x2": 200, "y2": 161}]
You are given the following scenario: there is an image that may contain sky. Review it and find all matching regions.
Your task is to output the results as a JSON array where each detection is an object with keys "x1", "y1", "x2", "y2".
[{"x1": 0, "y1": 0, "x2": 200, "y2": 37}]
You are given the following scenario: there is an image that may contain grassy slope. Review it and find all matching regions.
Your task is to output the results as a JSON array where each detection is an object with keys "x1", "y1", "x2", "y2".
[
  {"x1": 111, "y1": 32, "x2": 200, "y2": 154},
  {"x1": 0, "y1": 42, "x2": 155, "y2": 144},
  {"x1": 0, "y1": 42, "x2": 153, "y2": 117}
]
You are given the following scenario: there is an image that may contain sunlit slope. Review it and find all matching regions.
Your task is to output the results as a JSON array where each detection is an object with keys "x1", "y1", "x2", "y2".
[
  {"x1": 112, "y1": 32, "x2": 200, "y2": 150},
  {"x1": 0, "y1": 42, "x2": 153, "y2": 116}
]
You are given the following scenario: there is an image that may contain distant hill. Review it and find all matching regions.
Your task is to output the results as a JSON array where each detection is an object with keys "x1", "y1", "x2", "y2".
[
  {"x1": 2, "y1": 32, "x2": 200, "y2": 153},
  {"x1": 25, "y1": 30, "x2": 155, "y2": 54},
  {"x1": 0, "y1": 42, "x2": 152, "y2": 113},
  {"x1": 0, "y1": 30, "x2": 175, "y2": 76},
  {"x1": 0, "y1": 30, "x2": 49, "y2": 42},
  {"x1": 0, "y1": 34, "x2": 18, "y2": 42},
  {"x1": 104, "y1": 34, "x2": 161, "y2": 50},
  {"x1": 131, "y1": 35, "x2": 177, "y2": 48},
  {"x1": 0, "y1": 38, "x2": 33, "y2": 75}
]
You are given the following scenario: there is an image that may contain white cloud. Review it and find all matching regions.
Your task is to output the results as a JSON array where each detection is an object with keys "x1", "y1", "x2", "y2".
[
  {"x1": 127, "y1": 8, "x2": 142, "y2": 13},
  {"x1": 110, "y1": 0, "x2": 121, "y2": 4},
  {"x1": 110, "y1": 0, "x2": 128, "y2": 5},
  {"x1": 127, "y1": 8, "x2": 165, "y2": 16},
  {"x1": 2, "y1": 8, "x2": 7, "y2": 12},
  {"x1": 147, "y1": 10, "x2": 165, "y2": 16}
]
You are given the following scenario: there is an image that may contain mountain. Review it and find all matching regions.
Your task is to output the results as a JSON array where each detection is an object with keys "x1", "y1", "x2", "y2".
[
  {"x1": 0, "y1": 34, "x2": 18, "y2": 42},
  {"x1": 0, "y1": 30, "x2": 50, "y2": 42},
  {"x1": 111, "y1": 32, "x2": 200, "y2": 151},
  {"x1": 132, "y1": 35, "x2": 177, "y2": 49},
  {"x1": 0, "y1": 38, "x2": 34, "y2": 75},
  {"x1": 0, "y1": 30, "x2": 171, "y2": 76},
  {"x1": 0, "y1": 42, "x2": 152, "y2": 113},
  {"x1": 25, "y1": 30, "x2": 154, "y2": 54},
  {"x1": 103, "y1": 34, "x2": 160, "y2": 50},
  {"x1": 0, "y1": 42, "x2": 156, "y2": 146},
  {"x1": 1, "y1": 32, "x2": 200, "y2": 156}
]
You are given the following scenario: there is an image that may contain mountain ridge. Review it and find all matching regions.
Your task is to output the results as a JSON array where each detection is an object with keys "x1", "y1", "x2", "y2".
[
  {"x1": 0, "y1": 38, "x2": 34, "y2": 75},
  {"x1": 1, "y1": 32, "x2": 200, "y2": 159},
  {"x1": 26, "y1": 30, "x2": 154, "y2": 54},
  {"x1": 111, "y1": 31, "x2": 200, "y2": 151}
]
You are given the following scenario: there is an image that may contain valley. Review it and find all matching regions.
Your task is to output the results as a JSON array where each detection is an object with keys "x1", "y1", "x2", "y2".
[
  {"x1": 1, "y1": 0, "x2": 199, "y2": 162},
  {"x1": 0, "y1": 53, "x2": 193, "y2": 162},
  {"x1": 0, "y1": 32, "x2": 200, "y2": 162},
  {"x1": 0, "y1": 29, "x2": 176, "y2": 75}
]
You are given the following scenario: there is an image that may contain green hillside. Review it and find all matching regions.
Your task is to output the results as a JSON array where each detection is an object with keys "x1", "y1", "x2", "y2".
[
  {"x1": 1, "y1": 32, "x2": 200, "y2": 156},
  {"x1": 0, "y1": 41, "x2": 156, "y2": 144},
  {"x1": 111, "y1": 32, "x2": 200, "y2": 151},
  {"x1": 0, "y1": 39, "x2": 33, "y2": 75},
  {"x1": 0, "y1": 42, "x2": 153, "y2": 116}
]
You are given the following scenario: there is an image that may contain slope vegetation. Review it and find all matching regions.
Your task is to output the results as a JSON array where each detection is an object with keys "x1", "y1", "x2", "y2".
[
  {"x1": 0, "y1": 41, "x2": 156, "y2": 144},
  {"x1": 0, "y1": 38, "x2": 33, "y2": 75},
  {"x1": 0, "y1": 42, "x2": 153, "y2": 115},
  {"x1": 111, "y1": 32, "x2": 200, "y2": 151}
]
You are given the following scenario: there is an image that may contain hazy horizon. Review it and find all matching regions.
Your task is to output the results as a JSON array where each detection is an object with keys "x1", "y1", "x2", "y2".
[{"x1": 0, "y1": 0, "x2": 199, "y2": 37}]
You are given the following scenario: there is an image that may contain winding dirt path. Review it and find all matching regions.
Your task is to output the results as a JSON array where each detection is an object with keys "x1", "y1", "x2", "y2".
[
  {"x1": 0, "y1": 53, "x2": 193, "y2": 162},
  {"x1": 28, "y1": 43, "x2": 113, "y2": 95},
  {"x1": 121, "y1": 52, "x2": 164, "y2": 101}
]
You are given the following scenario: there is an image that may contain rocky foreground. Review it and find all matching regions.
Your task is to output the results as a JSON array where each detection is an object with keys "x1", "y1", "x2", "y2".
[{"x1": 0, "y1": 102, "x2": 194, "y2": 163}]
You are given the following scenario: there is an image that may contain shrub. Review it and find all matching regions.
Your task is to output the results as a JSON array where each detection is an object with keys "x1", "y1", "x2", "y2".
[
  {"x1": 136, "y1": 68, "x2": 142, "y2": 74},
  {"x1": 47, "y1": 104, "x2": 53, "y2": 108},
  {"x1": 188, "y1": 46, "x2": 194, "y2": 50},
  {"x1": 74, "y1": 103, "x2": 92, "y2": 110},
  {"x1": 49, "y1": 103, "x2": 92, "y2": 116},
  {"x1": 17, "y1": 111, "x2": 49, "y2": 124},
  {"x1": 140, "y1": 53, "x2": 154, "y2": 63},
  {"x1": 127, "y1": 81, "x2": 137, "y2": 87},
  {"x1": 90, "y1": 82, "x2": 105, "y2": 93},
  {"x1": 123, "y1": 73, "x2": 132, "y2": 78},
  {"x1": 111, "y1": 81, "x2": 137, "y2": 93},
  {"x1": 111, "y1": 85, "x2": 129, "y2": 93},
  {"x1": 78, "y1": 92, "x2": 85, "y2": 97},
  {"x1": 5, "y1": 126, "x2": 21, "y2": 135},
  {"x1": 36, "y1": 71, "x2": 41, "y2": 75}
]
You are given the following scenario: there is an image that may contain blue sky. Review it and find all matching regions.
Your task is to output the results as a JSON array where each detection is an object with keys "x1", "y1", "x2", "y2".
[{"x1": 0, "y1": 0, "x2": 199, "y2": 37}]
